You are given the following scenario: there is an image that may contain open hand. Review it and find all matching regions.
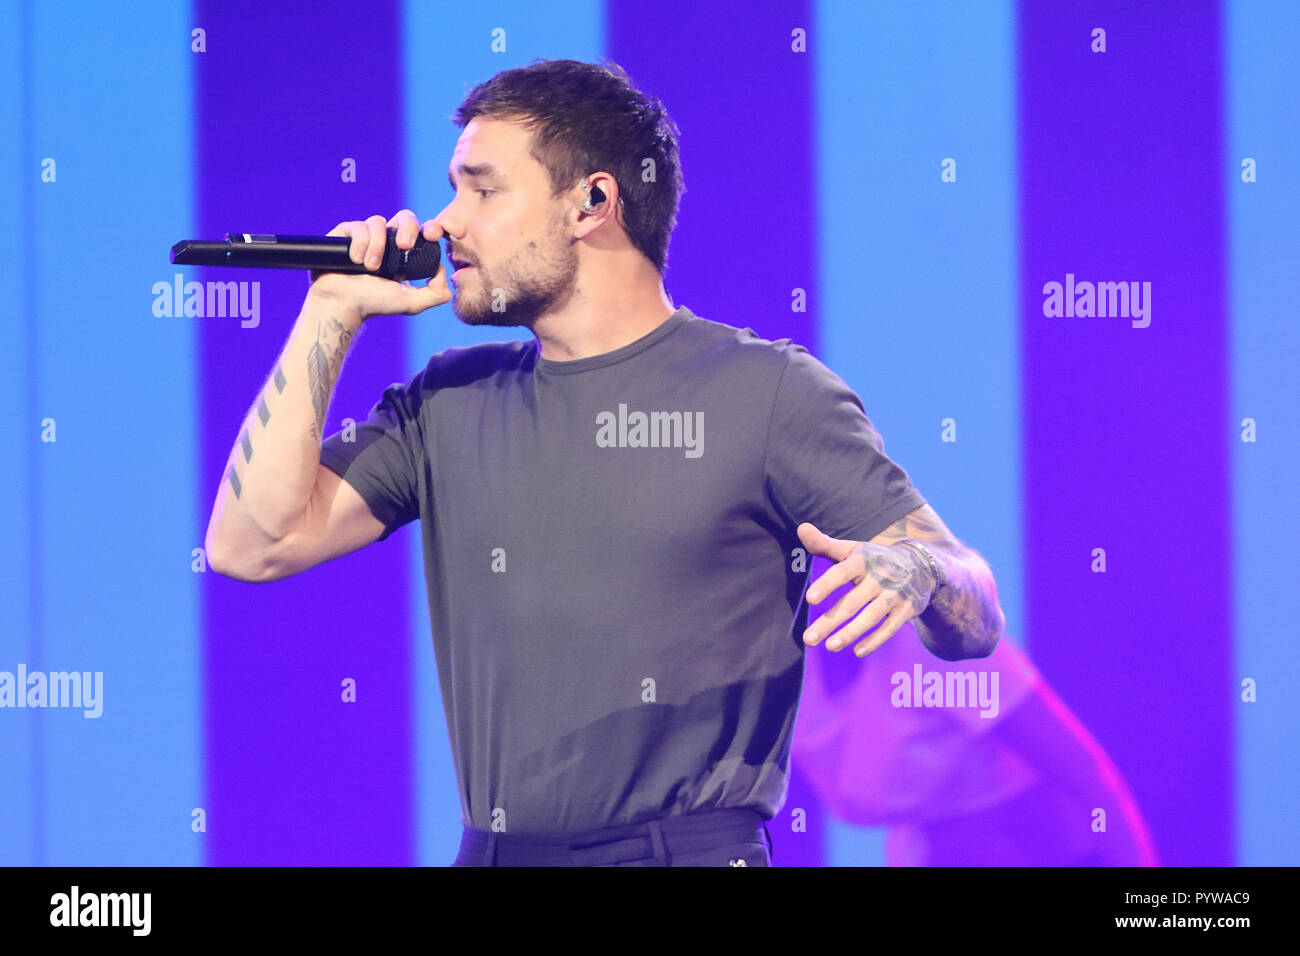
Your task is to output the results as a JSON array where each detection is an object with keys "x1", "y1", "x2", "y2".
[{"x1": 797, "y1": 522, "x2": 938, "y2": 658}]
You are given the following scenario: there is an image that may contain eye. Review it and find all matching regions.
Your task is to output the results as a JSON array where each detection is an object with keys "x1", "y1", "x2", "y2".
[{"x1": 476, "y1": 188, "x2": 495, "y2": 198}]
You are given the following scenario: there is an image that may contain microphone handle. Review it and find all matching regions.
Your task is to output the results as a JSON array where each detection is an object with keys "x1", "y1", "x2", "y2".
[
  {"x1": 229, "y1": 233, "x2": 362, "y2": 271},
  {"x1": 170, "y1": 229, "x2": 440, "y2": 280}
]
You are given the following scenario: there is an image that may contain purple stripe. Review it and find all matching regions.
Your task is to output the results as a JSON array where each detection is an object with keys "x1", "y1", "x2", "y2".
[
  {"x1": 197, "y1": 2, "x2": 413, "y2": 864},
  {"x1": 1016, "y1": 1, "x2": 1232, "y2": 864},
  {"x1": 607, "y1": 5, "x2": 819, "y2": 356},
  {"x1": 608, "y1": 0, "x2": 823, "y2": 866}
]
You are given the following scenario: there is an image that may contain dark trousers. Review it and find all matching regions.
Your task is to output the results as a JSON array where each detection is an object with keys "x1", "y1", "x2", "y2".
[{"x1": 451, "y1": 807, "x2": 774, "y2": 867}]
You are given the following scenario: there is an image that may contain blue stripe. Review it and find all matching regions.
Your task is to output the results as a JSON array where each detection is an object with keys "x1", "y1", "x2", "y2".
[
  {"x1": 814, "y1": 0, "x2": 1020, "y2": 867},
  {"x1": 1225, "y1": 0, "x2": 1300, "y2": 867},
  {"x1": 401, "y1": 0, "x2": 605, "y2": 866},
  {"x1": 826, "y1": 817, "x2": 888, "y2": 868},
  {"x1": 0, "y1": 0, "x2": 38, "y2": 867},
  {"x1": 0, "y1": 0, "x2": 199, "y2": 864}
]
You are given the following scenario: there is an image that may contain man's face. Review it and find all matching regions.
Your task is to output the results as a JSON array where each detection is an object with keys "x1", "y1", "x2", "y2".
[{"x1": 435, "y1": 117, "x2": 579, "y2": 327}]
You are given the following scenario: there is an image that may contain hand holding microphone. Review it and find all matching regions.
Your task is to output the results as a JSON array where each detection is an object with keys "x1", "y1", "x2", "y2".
[
  {"x1": 172, "y1": 210, "x2": 453, "y2": 322},
  {"x1": 309, "y1": 211, "x2": 452, "y2": 322}
]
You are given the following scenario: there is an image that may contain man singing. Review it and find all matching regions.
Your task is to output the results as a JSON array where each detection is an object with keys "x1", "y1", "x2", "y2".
[{"x1": 205, "y1": 58, "x2": 1006, "y2": 867}]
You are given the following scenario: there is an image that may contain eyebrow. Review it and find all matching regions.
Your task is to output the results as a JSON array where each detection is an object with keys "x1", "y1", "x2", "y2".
[{"x1": 447, "y1": 162, "x2": 505, "y2": 189}]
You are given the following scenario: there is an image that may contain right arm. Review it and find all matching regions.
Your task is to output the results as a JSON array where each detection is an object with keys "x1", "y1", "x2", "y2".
[{"x1": 204, "y1": 209, "x2": 451, "y2": 582}]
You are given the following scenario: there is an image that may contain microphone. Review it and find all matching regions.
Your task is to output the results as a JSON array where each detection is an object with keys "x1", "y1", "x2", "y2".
[{"x1": 170, "y1": 229, "x2": 441, "y2": 281}]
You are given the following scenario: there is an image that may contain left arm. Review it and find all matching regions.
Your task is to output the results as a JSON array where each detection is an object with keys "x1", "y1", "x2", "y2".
[
  {"x1": 865, "y1": 504, "x2": 1005, "y2": 660},
  {"x1": 800, "y1": 503, "x2": 1006, "y2": 661}
]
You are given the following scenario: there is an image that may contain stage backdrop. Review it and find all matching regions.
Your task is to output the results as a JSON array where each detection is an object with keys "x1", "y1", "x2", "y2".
[{"x1": 1, "y1": 0, "x2": 1294, "y2": 867}]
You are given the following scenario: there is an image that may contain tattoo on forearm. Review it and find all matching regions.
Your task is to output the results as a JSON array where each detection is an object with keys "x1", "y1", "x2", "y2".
[
  {"x1": 915, "y1": 544, "x2": 1005, "y2": 655},
  {"x1": 226, "y1": 361, "x2": 288, "y2": 500},
  {"x1": 228, "y1": 311, "x2": 353, "y2": 502},
  {"x1": 307, "y1": 316, "x2": 353, "y2": 442},
  {"x1": 869, "y1": 504, "x2": 1004, "y2": 657},
  {"x1": 868, "y1": 505, "x2": 953, "y2": 548}
]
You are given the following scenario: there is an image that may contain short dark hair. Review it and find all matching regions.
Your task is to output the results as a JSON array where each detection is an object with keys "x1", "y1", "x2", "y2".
[{"x1": 452, "y1": 58, "x2": 685, "y2": 275}]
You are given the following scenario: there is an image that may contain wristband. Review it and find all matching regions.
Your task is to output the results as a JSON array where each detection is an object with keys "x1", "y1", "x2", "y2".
[{"x1": 897, "y1": 539, "x2": 948, "y2": 603}]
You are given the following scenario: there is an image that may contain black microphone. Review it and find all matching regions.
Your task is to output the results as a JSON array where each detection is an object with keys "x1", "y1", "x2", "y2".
[{"x1": 170, "y1": 228, "x2": 441, "y2": 281}]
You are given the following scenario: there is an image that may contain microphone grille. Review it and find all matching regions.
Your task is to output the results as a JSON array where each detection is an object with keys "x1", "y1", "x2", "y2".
[{"x1": 381, "y1": 228, "x2": 442, "y2": 281}]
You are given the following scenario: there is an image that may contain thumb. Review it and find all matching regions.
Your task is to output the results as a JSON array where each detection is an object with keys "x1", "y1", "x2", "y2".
[
  {"x1": 798, "y1": 522, "x2": 855, "y2": 562},
  {"x1": 797, "y1": 521, "x2": 830, "y2": 552},
  {"x1": 405, "y1": 269, "x2": 451, "y2": 311}
]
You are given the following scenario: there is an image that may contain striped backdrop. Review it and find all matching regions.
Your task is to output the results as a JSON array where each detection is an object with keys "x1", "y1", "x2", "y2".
[{"x1": 1, "y1": 0, "x2": 1294, "y2": 867}]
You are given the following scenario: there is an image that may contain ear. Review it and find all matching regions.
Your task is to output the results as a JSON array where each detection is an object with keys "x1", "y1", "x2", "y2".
[{"x1": 574, "y1": 171, "x2": 620, "y2": 237}]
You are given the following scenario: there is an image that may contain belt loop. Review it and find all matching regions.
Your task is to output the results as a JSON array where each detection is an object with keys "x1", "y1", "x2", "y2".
[
  {"x1": 484, "y1": 831, "x2": 497, "y2": 867},
  {"x1": 763, "y1": 821, "x2": 773, "y2": 861},
  {"x1": 648, "y1": 819, "x2": 668, "y2": 866}
]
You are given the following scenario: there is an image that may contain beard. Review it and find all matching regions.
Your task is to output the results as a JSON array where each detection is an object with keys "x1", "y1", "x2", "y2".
[{"x1": 451, "y1": 212, "x2": 578, "y2": 328}]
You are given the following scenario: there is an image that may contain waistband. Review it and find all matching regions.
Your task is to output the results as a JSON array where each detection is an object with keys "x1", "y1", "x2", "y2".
[{"x1": 456, "y1": 807, "x2": 770, "y2": 867}]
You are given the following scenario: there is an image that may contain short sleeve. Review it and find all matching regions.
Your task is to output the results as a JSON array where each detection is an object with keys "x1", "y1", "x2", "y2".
[
  {"x1": 319, "y1": 369, "x2": 425, "y2": 542},
  {"x1": 764, "y1": 345, "x2": 927, "y2": 541}
]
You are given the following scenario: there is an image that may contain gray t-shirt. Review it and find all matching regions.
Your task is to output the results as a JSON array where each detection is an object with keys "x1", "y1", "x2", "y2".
[{"x1": 320, "y1": 304, "x2": 927, "y2": 837}]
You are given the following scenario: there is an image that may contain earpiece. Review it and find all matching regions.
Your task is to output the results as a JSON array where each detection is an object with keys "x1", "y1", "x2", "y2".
[{"x1": 580, "y1": 180, "x2": 607, "y2": 211}]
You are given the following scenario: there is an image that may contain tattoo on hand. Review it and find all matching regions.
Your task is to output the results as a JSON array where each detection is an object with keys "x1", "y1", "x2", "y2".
[
  {"x1": 854, "y1": 503, "x2": 1003, "y2": 657},
  {"x1": 853, "y1": 542, "x2": 935, "y2": 614}
]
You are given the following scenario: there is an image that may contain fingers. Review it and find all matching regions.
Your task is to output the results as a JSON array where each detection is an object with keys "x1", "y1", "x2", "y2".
[
  {"x1": 388, "y1": 211, "x2": 448, "y2": 293},
  {"x1": 427, "y1": 260, "x2": 451, "y2": 300},
  {"x1": 831, "y1": 591, "x2": 902, "y2": 649},
  {"x1": 388, "y1": 208, "x2": 420, "y2": 250},
  {"x1": 806, "y1": 549, "x2": 867, "y2": 604},
  {"x1": 317, "y1": 220, "x2": 357, "y2": 284},
  {"x1": 804, "y1": 577, "x2": 874, "y2": 646},
  {"x1": 394, "y1": 261, "x2": 451, "y2": 315},
  {"x1": 413, "y1": 262, "x2": 451, "y2": 308},
  {"x1": 333, "y1": 211, "x2": 442, "y2": 273},
  {"x1": 809, "y1": 585, "x2": 907, "y2": 656},
  {"x1": 364, "y1": 214, "x2": 387, "y2": 270},
  {"x1": 387, "y1": 209, "x2": 445, "y2": 250},
  {"x1": 328, "y1": 219, "x2": 372, "y2": 267},
  {"x1": 847, "y1": 617, "x2": 906, "y2": 658}
]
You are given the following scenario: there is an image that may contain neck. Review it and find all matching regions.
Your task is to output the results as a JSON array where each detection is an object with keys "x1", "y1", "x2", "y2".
[{"x1": 530, "y1": 253, "x2": 676, "y2": 362}]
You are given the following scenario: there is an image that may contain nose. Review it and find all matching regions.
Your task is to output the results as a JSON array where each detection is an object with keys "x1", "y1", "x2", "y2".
[{"x1": 432, "y1": 199, "x2": 463, "y2": 245}]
